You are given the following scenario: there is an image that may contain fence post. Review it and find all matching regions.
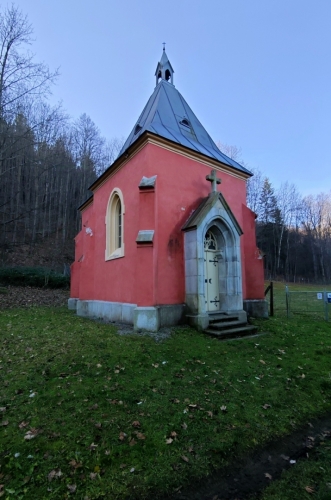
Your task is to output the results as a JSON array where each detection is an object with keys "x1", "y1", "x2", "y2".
[
  {"x1": 285, "y1": 285, "x2": 289, "y2": 318},
  {"x1": 324, "y1": 290, "x2": 329, "y2": 322},
  {"x1": 270, "y1": 281, "x2": 274, "y2": 317}
]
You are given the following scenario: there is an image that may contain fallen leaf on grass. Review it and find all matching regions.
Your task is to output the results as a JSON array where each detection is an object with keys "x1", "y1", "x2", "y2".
[
  {"x1": 280, "y1": 454, "x2": 289, "y2": 460},
  {"x1": 88, "y1": 443, "x2": 98, "y2": 451},
  {"x1": 166, "y1": 438, "x2": 173, "y2": 444},
  {"x1": 220, "y1": 405, "x2": 227, "y2": 412},
  {"x1": 95, "y1": 423, "x2": 102, "y2": 429},
  {"x1": 305, "y1": 486, "x2": 314, "y2": 494},
  {"x1": 206, "y1": 411, "x2": 213, "y2": 417},
  {"x1": 119, "y1": 463, "x2": 126, "y2": 469},
  {"x1": 136, "y1": 432, "x2": 146, "y2": 440},
  {"x1": 170, "y1": 431, "x2": 178, "y2": 438},
  {"x1": 90, "y1": 473, "x2": 97, "y2": 480},
  {"x1": 132, "y1": 420, "x2": 140, "y2": 428},
  {"x1": 181, "y1": 422, "x2": 188, "y2": 430},
  {"x1": 119, "y1": 432, "x2": 127, "y2": 441},
  {"x1": 0, "y1": 408, "x2": 6, "y2": 413},
  {"x1": 262, "y1": 404, "x2": 271, "y2": 409},
  {"x1": 69, "y1": 460, "x2": 82, "y2": 470},
  {"x1": 260, "y1": 360, "x2": 266, "y2": 365},
  {"x1": 89, "y1": 404, "x2": 98, "y2": 410},
  {"x1": 129, "y1": 438, "x2": 137, "y2": 446},
  {"x1": 48, "y1": 469, "x2": 63, "y2": 481},
  {"x1": 152, "y1": 363, "x2": 159, "y2": 368},
  {"x1": 0, "y1": 420, "x2": 8, "y2": 426},
  {"x1": 24, "y1": 428, "x2": 39, "y2": 440},
  {"x1": 67, "y1": 484, "x2": 76, "y2": 493},
  {"x1": 265, "y1": 473, "x2": 272, "y2": 480},
  {"x1": 181, "y1": 455, "x2": 189, "y2": 462},
  {"x1": 19, "y1": 421, "x2": 29, "y2": 429}
]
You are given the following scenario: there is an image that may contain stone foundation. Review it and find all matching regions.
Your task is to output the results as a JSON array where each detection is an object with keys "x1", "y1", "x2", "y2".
[
  {"x1": 243, "y1": 299, "x2": 268, "y2": 318},
  {"x1": 69, "y1": 299, "x2": 185, "y2": 332}
]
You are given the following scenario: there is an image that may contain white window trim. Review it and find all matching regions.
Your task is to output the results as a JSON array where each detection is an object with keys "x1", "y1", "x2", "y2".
[{"x1": 105, "y1": 188, "x2": 125, "y2": 260}]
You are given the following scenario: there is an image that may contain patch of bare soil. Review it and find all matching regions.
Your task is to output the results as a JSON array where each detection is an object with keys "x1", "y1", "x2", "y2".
[
  {"x1": 0, "y1": 286, "x2": 69, "y2": 309},
  {"x1": 164, "y1": 414, "x2": 331, "y2": 500}
]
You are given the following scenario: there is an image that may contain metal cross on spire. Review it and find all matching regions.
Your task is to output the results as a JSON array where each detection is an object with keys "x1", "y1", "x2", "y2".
[
  {"x1": 206, "y1": 169, "x2": 221, "y2": 193},
  {"x1": 162, "y1": 42, "x2": 166, "y2": 51}
]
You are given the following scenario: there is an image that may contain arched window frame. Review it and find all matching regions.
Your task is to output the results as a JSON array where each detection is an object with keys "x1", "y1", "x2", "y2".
[{"x1": 105, "y1": 188, "x2": 125, "y2": 260}]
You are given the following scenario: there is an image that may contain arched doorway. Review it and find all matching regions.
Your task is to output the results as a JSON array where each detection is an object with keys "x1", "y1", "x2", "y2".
[
  {"x1": 183, "y1": 190, "x2": 244, "y2": 329},
  {"x1": 204, "y1": 228, "x2": 222, "y2": 311},
  {"x1": 202, "y1": 220, "x2": 241, "y2": 314}
]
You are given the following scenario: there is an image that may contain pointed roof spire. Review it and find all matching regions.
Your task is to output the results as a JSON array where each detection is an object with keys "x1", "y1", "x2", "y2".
[{"x1": 155, "y1": 45, "x2": 174, "y2": 86}]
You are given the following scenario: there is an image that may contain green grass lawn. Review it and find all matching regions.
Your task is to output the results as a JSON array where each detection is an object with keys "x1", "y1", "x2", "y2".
[
  {"x1": 257, "y1": 439, "x2": 331, "y2": 500},
  {"x1": 0, "y1": 306, "x2": 331, "y2": 499}
]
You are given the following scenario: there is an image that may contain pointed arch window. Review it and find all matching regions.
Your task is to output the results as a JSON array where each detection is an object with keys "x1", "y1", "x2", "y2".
[{"x1": 105, "y1": 188, "x2": 125, "y2": 260}]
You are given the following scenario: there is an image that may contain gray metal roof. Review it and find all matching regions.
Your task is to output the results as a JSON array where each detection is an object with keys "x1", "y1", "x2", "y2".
[{"x1": 118, "y1": 59, "x2": 251, "y2": 175}]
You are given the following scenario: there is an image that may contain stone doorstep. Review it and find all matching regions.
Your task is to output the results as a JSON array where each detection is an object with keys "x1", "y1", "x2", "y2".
[
  {"x1": 208, "y1": 319, "x2": 247, "y2": 330},
  {"x1": 208, "y1": 314, "x2": 241, "y2": 324},
  {"x1": 204, "y1": 325, "x2": 258, "y2": 340}
]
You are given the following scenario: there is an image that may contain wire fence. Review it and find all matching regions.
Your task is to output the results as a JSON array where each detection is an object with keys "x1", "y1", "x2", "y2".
[
  {"x1": 285, "y1": 287, "x2": 331, "y2": 321},
  {"x1": 265, "y1": 282, "x2": 331, "y2": 321}
]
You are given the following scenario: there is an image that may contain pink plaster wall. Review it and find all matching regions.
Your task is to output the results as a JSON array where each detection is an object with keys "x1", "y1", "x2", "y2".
[
  {"x1": 70, "y1": 141, "x2": 264, "y2": 305},
  {"x1": 241, "y1": 204, "x2": 265, "y2": 299}
]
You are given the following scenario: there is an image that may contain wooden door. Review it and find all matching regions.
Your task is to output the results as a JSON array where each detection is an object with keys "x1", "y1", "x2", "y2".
[{"x1": 204, "y1": 231, "x2": 220, "y2": 312}]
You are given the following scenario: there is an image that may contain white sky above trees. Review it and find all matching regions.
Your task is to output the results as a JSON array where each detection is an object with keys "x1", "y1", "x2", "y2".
[{"x1": 11, "y1": 0, "x2": 331, "y2": 195}]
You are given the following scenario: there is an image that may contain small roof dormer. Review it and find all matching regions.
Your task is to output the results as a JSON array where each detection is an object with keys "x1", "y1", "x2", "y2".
[{"x1": 155, "y1": 46, "x2": 174, "y2": 86}]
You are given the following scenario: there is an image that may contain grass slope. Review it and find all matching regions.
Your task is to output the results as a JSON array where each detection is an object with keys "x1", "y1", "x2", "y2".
[
  {"x1": 0, "y1": 307, "x2": 330, "y2": 499},
  {"x1": 257, "y1": 437, "x2": 331, "y2": 500}
]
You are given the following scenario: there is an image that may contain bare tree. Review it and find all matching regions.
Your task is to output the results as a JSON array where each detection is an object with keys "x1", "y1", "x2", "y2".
[
  {"x1": 0, "y1": 4, "x2": 58, "y2": 122},
  {"x1": 275, "y1": 182, "x2": 302, "y2": 274},
  {"x1": 246, "y1": 167, "x2": 265, "y2": 215}
]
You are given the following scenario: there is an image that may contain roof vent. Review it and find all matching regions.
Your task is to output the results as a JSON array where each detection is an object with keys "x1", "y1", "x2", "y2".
[
  {"x1": 180, "y1": 118, "x2": 190, "y2": 128},
  {"x1": 134, "y1": 124, "x2": 142, "y2": 135}
]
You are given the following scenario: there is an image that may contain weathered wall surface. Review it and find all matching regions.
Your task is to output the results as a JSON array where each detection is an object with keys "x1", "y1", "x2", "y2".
[{"x1": 70, "y1": 141, "x2": 264, "y2": 307}]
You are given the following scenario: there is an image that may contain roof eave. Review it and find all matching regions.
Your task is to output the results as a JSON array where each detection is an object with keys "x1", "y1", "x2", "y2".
[
  {"x1": 145, "y1": 132, "x2": 253, "y2": 179},
  {"x1": 89, "y1": 130, "x2": 252, "y2": 194},
  {"x1": 78, "y1": 194, "x2": 94, "y2": 212}
]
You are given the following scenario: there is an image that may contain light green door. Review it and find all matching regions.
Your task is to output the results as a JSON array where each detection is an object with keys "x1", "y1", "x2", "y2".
[{"x1": 204, "y1": 231, "x2": 220, "y2": 312}]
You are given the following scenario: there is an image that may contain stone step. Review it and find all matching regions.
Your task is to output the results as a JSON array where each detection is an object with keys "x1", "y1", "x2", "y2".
[
  {"x1": 208, "y1": 320, "x2": 247, "y2": 330},
  {"x1": 208, "y1": 314, "x2": 239, "y2": 323},
  {"x1": 204, "y1": 325, "x2": 258, "y2": 340}
]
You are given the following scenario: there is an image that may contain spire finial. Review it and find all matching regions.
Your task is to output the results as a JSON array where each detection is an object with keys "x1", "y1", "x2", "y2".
[{"x1": 155, "y1": 45, "x2": 174, "y2": 86}]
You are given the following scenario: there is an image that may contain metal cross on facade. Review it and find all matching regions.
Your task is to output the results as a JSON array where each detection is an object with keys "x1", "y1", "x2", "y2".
[{"x1": 206, "y1": 169, "x2": 221, "y2": 193}]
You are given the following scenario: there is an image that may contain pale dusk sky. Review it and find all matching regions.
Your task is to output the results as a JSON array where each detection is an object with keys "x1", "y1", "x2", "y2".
[{"x1": 11, "y1": 0, "x2": 331, "y2": 195}]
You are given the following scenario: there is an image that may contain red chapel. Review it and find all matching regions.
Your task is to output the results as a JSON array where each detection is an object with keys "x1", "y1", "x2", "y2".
[{"x1": 69, "y1": 50, "x2": 267, "y2": 332}]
